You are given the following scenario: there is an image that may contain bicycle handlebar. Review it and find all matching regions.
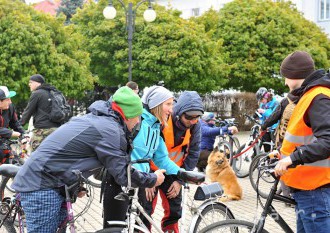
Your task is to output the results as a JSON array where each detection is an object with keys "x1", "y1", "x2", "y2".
[{"x1": 244, "y1": 114, "x2": 261, "y2": 126}]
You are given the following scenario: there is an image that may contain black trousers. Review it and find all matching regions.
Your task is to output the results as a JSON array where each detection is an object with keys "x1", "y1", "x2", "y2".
[{"x1": 102, "y1": 175, "x2": 146, "y2": 229}]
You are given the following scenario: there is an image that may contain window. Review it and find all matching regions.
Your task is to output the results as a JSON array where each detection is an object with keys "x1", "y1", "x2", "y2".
[
  {"x1": 320, "y1": 0, "x2": 330, "y2": 20},
  {"x1": 192, "y1": 8, "x2": 200, "y2": 17}
]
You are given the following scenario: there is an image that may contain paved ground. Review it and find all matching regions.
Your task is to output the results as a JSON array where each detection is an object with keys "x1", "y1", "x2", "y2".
[{"x1": 71, "y1": 132, "x2": 296, "y2": 232}]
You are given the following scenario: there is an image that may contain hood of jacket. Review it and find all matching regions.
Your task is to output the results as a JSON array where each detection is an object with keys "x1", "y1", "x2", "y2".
[
  {"x1": 37, "y1": 83, "x2": 57, "y2": 92},
  {"x1": 88, "y1": 100, "x2": 114, "y2": 117},
  {"x1": 302, "y1": 69, "x2": 330, "y2": 95},
  {"x1": 141, "y1": 108, "x2": 160, "y2": 127},
  {"x1": 173, "y1": 91, "x2": 204, "y2": 117}
]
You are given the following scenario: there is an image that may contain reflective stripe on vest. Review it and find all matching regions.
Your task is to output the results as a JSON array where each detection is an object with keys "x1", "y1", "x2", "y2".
[
  {"x1": 280, "y1": 86, "x2": 330, "y2": 190},
  {"x1": 150, "y1": 115, "x2": 191, "y2": 171}
]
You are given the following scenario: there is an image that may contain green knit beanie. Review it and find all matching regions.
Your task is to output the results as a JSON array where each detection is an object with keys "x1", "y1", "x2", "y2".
[{"x1": 113, "y1": 86, "x2": 143, "y2": 119}]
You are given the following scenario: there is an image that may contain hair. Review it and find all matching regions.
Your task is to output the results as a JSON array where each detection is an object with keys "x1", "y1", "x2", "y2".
[
  {"x1": 126, "y1": 81, "x2": 138, "y2": 91},
  {"x1": 150, "y1": 104, "x2": 167, "y2": 126}
]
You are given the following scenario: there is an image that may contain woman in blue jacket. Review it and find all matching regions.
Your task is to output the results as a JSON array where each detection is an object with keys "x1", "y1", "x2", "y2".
[{"x1": 103, "y1": 86, "x2": 181, "y2": 228}]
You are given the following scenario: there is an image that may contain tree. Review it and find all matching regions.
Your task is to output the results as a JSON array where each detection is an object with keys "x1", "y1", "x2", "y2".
[
  {"x1": 196, "y1": 0, "x2": 330, "y2": 94},
  {"x1": 57, "y1": 0, "x2": 84, "y2": 24},
  {"x1": 0, "y1": 0, "x2": 95, "y2": 105},
  {"x1": 72, "y1": 0, "x2": 230, "y2": 93}
]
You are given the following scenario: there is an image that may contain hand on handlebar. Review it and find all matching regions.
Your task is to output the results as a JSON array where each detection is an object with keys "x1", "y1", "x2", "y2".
[
  {"x1": 228, "y1": 126, "x2": 238, "y2": 135},
  {"x1": 274, "y1": 156, "x2": 293, "y2": 177},
  {"x1": 154, "y1": 169, "x2": 166, "y2": 187}
]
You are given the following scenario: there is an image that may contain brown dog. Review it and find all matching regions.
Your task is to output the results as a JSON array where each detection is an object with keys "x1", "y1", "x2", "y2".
[{"x1": 205, "y1": 148, "x2": 243, "y2": 201}]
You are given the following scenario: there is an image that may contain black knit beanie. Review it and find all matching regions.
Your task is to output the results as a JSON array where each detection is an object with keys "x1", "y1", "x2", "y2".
[
  {"x1": 30, "y1": 74, "x2": 45, "y2": 84},
  {"x1": 280, "y1": 51, "x2": 315, "y2": 79}
]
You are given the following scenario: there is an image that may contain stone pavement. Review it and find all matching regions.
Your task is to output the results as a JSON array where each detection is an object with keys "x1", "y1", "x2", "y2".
[{"x1": 72, "y1": 132, "x2": 296, "y2": 232}]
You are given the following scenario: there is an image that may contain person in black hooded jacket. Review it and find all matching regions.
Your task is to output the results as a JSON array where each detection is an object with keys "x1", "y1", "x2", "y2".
[{"x1": 20, "y1": 74, "x2": 62, "y2": 150}]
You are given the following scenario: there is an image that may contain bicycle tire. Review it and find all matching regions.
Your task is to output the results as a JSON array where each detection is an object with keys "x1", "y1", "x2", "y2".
[
  {"x1": 217, "y1": 141, "x2": 233, "y2": 166},
  {"x1": 95, "y1": 226, "x2": 144, "y2": 233},
  {"x1": 231, "y1": 136, "x2": 241, "y2": 155},
  {"x1": 249, "y1": 153, "x2": 276, "y2": 198},
  {"x1": 199, "y1": 219, "x2": 269, "y2": 233},
  {"x1": 0, "y1": 176, "x2": 10, "y2": 201},
  {"x1": 232, "y1": 143, "x2": 259, "y2": 178},
  {"x1": 192, "y1": 203, "x2": 235, "y2": 233}
]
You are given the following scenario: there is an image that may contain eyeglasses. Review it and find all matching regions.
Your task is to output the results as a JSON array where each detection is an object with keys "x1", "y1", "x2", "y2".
[{"x1": 184, "y1": 114, "x2": 200, "y2": 121}]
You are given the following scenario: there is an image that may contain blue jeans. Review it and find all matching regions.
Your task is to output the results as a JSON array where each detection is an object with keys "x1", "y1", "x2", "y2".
[
  {"x1": 20, "y1": 189, "x2": 67, "y2": 233},
  {"x1": 292, "y1": 187, "x2": 330, "y2": 233}
]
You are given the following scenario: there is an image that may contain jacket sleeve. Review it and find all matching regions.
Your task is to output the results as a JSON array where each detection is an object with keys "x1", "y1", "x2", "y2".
[
  {"x1": 261, "y1": 98, "x2": 287, "y2": 131},
  {"x1": 95, "y1": 132, "x2": 157, "y2": 188},
  {"x1": 20, "y1": 92, "x2": 39, "y2": 125},
  {"x1": 202, "y1": 124, "x2": 228, "y2": 137},
  {"x1": 9, "y1": 104, "x2": 25, "y2": 134},
  {"x1": 153, "y1": 137, "x2": 180, "y2": 175},
  {"x1": 290, "y1": 94, "x2": 330, "y2": 165},
  {"x1": 183, "y1": 122, "x2": 202, "y2": 171}
]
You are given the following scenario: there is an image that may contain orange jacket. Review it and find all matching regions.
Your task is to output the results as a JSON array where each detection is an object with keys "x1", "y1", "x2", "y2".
[
  {"x1": 280, "y1": 86, "x2": 330, "y2": 190},
  {"x1": 150, "y1": 115, "x2": 191, "y2": 171}
]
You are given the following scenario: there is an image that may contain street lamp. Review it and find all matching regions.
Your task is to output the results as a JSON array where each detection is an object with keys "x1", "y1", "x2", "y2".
[{"x1": 103, "y1": 0, "x2": 156, "y2": 82}]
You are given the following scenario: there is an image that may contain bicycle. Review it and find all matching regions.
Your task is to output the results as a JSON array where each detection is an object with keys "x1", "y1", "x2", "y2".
[
  {"x1": 199, "y1": 156, "x2": 296, "y2": 233},
  {"x1": 0, "y1": 138, "x2": 29, "y2": 194},
  {"x1": 97, "y1": 158, "x2": 235, "y2": 233},
  {"x1": 216, "y1": 118, "x2": 240, "y2": 166},
  {"x1": 0, "y1": 164, "x2": 94, "y2": 233}
]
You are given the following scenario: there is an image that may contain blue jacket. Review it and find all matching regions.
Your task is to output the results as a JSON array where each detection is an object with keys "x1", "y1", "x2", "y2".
[
  {"x1": 12, "y1": 100, "x2": 157, "y2": 192},
  {"x1": 200, "y1": 120, "x2": 228, "y2": 151},
  {"x1": 131, "y1": 109, "x2": 180, "y2": 174},
  {"x1": 171, "y1": 91, "x2": 203, "y2": 171},
  {"x1": 259, "y1": 97, "x2": 279, "y2": 130}
]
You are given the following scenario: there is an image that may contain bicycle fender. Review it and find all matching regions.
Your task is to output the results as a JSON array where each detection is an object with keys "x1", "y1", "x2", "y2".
[{"x1": 188, "y1": 200, "x2": 235, "y2": 233}]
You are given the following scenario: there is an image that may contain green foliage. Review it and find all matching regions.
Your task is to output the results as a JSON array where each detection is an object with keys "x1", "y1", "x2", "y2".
[
  {"x1": 57, "y1": 0, "x2": 84, "y2": 24},
  {"x1": 0, "y1": 0, "x2": 95, "y2": 104},
  {"x1": 197, "y1": 0, "x2": 330, "y2": 94},
  {"x1": 73, "y1": 0, "x2": 229, "y2": 93}
]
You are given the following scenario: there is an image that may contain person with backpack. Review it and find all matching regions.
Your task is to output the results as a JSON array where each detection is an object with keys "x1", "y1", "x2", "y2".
[{"x1": 20, "y1": 74, "x2": 70, "y2": 151}]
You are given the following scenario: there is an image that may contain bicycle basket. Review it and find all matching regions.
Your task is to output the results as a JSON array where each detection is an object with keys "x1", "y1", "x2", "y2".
[{"x1": 194, "y1": 182, "x2": 223, "y2": 201}]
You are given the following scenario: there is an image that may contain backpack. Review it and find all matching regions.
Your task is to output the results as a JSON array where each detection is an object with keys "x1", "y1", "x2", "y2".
[{"x1": 48, "y1": 89, "x2": 71, "y2": 124}]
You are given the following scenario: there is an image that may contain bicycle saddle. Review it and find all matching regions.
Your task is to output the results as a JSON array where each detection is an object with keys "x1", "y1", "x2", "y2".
[
  {"x1": 177, "y1": 170, "x2": 205, "y2": 184},
  {"x1": 0, "y1": 164, "x2": 20, "y2": 177}
]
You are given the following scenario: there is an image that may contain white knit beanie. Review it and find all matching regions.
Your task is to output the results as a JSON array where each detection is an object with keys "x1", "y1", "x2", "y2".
[{"x1": 141, "y1": 86, "x2": 174, "y2": 109}]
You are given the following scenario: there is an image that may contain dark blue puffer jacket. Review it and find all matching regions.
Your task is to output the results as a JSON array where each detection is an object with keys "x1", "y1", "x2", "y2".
[{"x1": 200, "y1": 120, "x2": 228, "y2": 151}]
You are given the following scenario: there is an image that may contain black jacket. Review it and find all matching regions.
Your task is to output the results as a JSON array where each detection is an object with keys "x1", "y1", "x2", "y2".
[
  {"x1": 290, "y1": 69, "x2": 330, "y2": 166},
  {"x1": 0, "y1": 103, "x2": 25, "y2": 139},
  {"x1": 20, "y1": 84, "x2": 61, "y2": 128},
  {"x1": 12, "y1": 100, "x2": 157, "y2": 192}
]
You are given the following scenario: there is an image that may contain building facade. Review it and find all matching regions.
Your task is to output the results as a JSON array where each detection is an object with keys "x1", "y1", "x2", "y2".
[{"x1": 155, "y1": 0, "x2": 330, "y2": 37}]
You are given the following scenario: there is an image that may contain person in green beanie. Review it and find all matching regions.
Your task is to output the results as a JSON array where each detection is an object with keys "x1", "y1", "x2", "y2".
[{"x1": 12, "y1": 86, "x2": 166, "y2": 233}]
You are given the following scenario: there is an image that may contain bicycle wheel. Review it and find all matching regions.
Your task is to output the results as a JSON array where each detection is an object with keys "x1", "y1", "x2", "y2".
[
  {"x1": 249, "y1": 153, "x2": 276, "y2": 198},
  {"x1": 218, "y1": 141, "x2": 233, "y2": 165},
  {"x1": 95, "y1": 226, "x2": 146, "y2": 233},
  {"x1": 199, "y1": 219, "x2": 269, "y2": 233},
  {"x1": 232, "y1": 143, "x2": 259, "y2": 178},
  {"x1": 192, "y1": 203, "x2": 235, "y2": 233},
  {"x1": 0, "y1": 200, "x2": 17, "y2": 233},
  {"x1": 230, "y1": 136, "x2": 240, "y2": 155}
]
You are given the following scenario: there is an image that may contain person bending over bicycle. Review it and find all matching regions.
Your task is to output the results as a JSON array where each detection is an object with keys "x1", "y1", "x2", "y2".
[
  {"x1": 274, "y1": 51, "x2": 330, "y2": 232},
  {"x1": 144, "y1": 91, "x2": 204, "y2": 233},
  {"x1": 11, "y1": 87, "x2": 166, "y2": 233},
  {"x1": 196, "y1": 112, "x2": 238, "y2": 172},
  {"x1": 255, "y1": 87, "x2": 279, "y2": 152},
  {"x1": 103, "y1": 86, "x2": 180, "y2": 228},
  {"x1": 0, "y1": 86, "x2": 25, "y2": 163}
]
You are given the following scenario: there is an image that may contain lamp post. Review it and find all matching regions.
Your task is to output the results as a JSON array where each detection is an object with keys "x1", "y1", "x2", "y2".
[{"x1": 103, "y1": 0, "x2": 156, "y2": 82}]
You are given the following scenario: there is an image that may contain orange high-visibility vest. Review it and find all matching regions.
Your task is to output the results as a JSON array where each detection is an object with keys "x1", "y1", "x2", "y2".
[
  {"x1": 150, "y1": 115, "x2": 191, "y2": 171},
  {"x1": 280, "y1": 86, "x2": 330, "y2": 190}
]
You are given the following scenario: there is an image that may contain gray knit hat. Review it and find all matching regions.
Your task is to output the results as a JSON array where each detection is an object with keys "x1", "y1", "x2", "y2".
[
  {"x1": 141, "y1": 86, "x2": 174, "y2": 109},
  {"x1": 280, "y1": 51, "x2": 315, "y2": 79}
]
